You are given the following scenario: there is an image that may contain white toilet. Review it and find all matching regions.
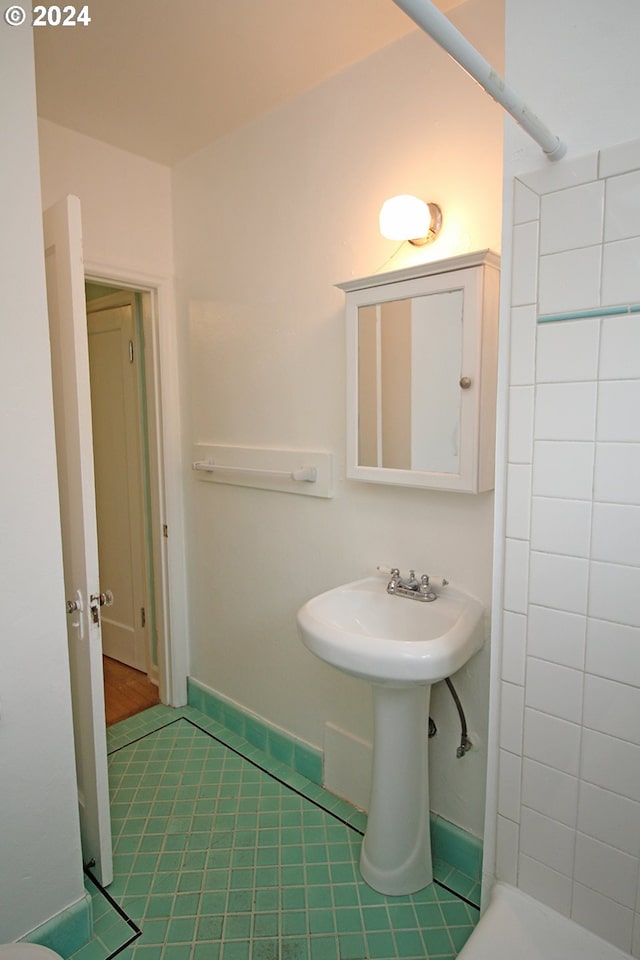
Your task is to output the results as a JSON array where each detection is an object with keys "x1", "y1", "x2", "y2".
[{"x1": 0, "y1": 946, "x2": 63, "y2": 960}]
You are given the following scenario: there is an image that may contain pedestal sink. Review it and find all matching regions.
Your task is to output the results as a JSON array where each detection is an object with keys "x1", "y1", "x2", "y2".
[{"x1": 297, "y1": 573, "x2": 484, "y2": 896}]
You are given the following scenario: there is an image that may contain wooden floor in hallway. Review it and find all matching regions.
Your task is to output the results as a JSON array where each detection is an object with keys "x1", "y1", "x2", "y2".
[{"x1": 103, "y1": 655, "x2": 160, "y2": 726}]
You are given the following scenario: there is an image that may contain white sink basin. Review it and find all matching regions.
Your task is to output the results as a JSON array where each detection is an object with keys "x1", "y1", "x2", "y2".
[
  {"x1": 297, "y1": 573, "x2": 485, "y2": 896},
  {"x1": 297, "y1": 575, "x2": 484, "y2": 685}
]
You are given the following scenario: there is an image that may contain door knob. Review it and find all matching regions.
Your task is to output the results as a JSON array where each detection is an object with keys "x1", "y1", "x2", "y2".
[
  {"x1": 66, "y1": 589, "x2": 84, "y2": 614},
  {"x1": 91, "y1": 590, "x2": 114, "y2": 607},
  {"x1": 89, "y1": 590, "x2": 114, "y2": 625}
]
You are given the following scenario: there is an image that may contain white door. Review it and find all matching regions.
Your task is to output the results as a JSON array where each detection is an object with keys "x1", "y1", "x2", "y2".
[
  {"x1": 87, "y1": 296, "x2": 149, "y2": 673},
  {"x1": 44, "y1": 195, "x2": 113, "y2": 887}
]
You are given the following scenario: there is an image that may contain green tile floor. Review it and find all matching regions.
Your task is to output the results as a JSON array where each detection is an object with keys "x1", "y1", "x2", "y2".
[{"x1": 70, "y1": 705, "x2": 479, "y2": 960}]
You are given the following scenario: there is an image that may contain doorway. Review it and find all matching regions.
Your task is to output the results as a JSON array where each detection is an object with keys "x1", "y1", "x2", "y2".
[{"x1": 85, "y1": 282, "x2": 162, "y2": 725}]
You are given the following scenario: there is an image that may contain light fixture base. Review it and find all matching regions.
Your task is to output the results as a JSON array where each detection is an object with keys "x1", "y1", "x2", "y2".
[{"x1": 409, "y1": 203, "x2": 443, "y2": 246}]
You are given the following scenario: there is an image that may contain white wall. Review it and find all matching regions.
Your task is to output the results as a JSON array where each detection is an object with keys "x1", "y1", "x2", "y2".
[
  {"x1": 0, "y1": 26, "x2": 85, "y2": 942},
  {"x1": 38, "y1": 119, "x2": 189, "y2": 707},
  {"x1": 173, "y1": 0, "x2": 503, "y2": 837},
  {"x1": 38, "y1": 119, "x2": 174, "y2": 278},
  {"x1": 491, "y1": 0, "x2": 640, "y2": 953}
]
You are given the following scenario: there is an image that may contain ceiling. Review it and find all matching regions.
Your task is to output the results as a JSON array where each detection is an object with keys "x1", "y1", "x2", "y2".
[{"x1": 33, "y1": 0, "x2": 463, "y2": 166}]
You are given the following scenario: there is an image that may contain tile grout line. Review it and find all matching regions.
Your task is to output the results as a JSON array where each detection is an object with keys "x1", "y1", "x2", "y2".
[{"x1": 87, "y1": 708, "x2": 481, "y2": 960}]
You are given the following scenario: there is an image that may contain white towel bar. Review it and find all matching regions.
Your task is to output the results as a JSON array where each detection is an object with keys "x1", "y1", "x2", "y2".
[{"x1": 192, "y1": 460, "x2": 317, "y2": 483}]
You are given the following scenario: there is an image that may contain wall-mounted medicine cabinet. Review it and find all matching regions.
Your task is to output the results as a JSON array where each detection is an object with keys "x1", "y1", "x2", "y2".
[{"x1": 338, "y1": 249, "x2": 500, "y2": 493}]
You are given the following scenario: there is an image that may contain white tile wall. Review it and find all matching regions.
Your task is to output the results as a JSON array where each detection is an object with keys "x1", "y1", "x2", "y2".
[
  {"x1": 540, "y1": 182, "x2": 604, "y2": 255},
  {"x1": 510, "y1": 305, "x2": 537, "y2": 384},
  {"x1": 521, "y1": 757, "x2": 579, "y2": 826},
  {"x1": 518, "y1": 854, "x2": 573, "y2": 916},
  {"x1": 594, "y1": 442, "x2": 640, "y2": 504},
  {"x1": 511, "y1": 221, "x2": 539, "y2": 306},
  {"x1": 585, "y1": 619, "x2": 640, "y2": 685},
  {"x1": 497, "y1": 748, "x2": 521, "y2": 822},
  {"x1": 530, "y1": 496, "x2": 591, "y2": 557},
  {"x1": 583, "y1": 673, "x2": 640, "y2": 745},
  {"x1": 501, "y1": 610, "x2": 527, "y2": 684},
  {"x1": 505, "y1": 464, "x2": 532, "y2": 541},
  {"x1": 519, "y1": 806, "x2": 576, "y2": 876},
  {"x1": 604, "y1": 170, "x2": 640, "y2": 241},
  {"x1": 602, "y1": 237, "x2": 640, "y2": 304},
  {"x1": 600, "y1": 138, "x2": 640, "y2": 178},
  {"x1": 591, "y1": 503, "x2": 640, "y2": 566},
  {"x1": 581, "y1": 729, "x2": 640, "y2": 803},
  {"x1": 528, "y1": 551, "x2": 589, "y2": 614},
  {"x1": 597, "y1": 380, "x2": 640, "y2": 442},
  {"x1": 507, "y1": 386, "x2": 535, "y2": 462},
  {"x1": 499, "y1": 681, "x2": 525, "y2": 754},
  {"x1": 574, "y1": 834, "x2": 638, "y2": 909},
  {"x1": 527, "y1": 604, "x2": 586, "y2": 669},
  {"x1": 600, "y1": 314, "x2": 640, "y2": 377},
  {"x1": 571, "y1": 883, "x2": 635, "y2": 952},
  {"x1": 536, "y1": 317, "x2": 600, "y2": 382},
  {"x1": 513, "y1": 179, "x2": 540, "y2": 224},
  {"x1": 534, "y1": 382, "x2": 597, "y2": 441},
  {"x1": 578, "y1": 781, "x2": 640, "y2": 856},
  {"x1": 521, "y1": 153, "x2": 598, "y2": 196},
  {"x1": 498, "y1": 146, "x2": 640, "y2": 956},
  {"x1": 538, "y1": 246, "x2": 602, "y2": 314},
  {"x1": 503, "y1": 537, "x2": 529, "y2": 613},
  {"x1": 525, "y1": 657, "x2": 583, "y2": 723},
  {"x1": 588, "y1": 561, "x2": 640, "y2": 627},
  {"x1": 495, "y1": 815, "x2": 519, "y2": 884},
  {"x1": 522, "y1": 708, "x2": 581, "y2": 775},
  {"x1": 532, "y1": 440, "x2": 594, "y2": 500}
]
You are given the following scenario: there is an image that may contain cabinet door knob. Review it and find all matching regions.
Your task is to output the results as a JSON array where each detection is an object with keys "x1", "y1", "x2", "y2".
[{"x1": 459, "y1": 376, "x2": 472, "y2": 389}]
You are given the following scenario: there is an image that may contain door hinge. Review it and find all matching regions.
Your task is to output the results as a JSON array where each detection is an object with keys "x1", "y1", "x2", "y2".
[
  {"x1": 129, "y1": 339, "x2": 134, "y2": 363},
  {"x1": 141, "y1": 606, "x2": 146, "y2": 628},
  {"x1": 162, "y1": 524, "x2": 168, "y2": 538}
]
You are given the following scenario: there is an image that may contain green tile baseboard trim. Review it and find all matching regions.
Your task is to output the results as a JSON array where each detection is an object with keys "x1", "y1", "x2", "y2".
[
  {"x1": 538, "y1": 303, "x2": 640, "y2": 323},
  {"x1": 187, "y1": 677, "x2": 323, "y2": 786},
  {"x1": 188, "y1": 678, "x2": 481, "y2": 887},
  {"x1": 23, "y1": 890, "x2": 93, "y2": 957},
  {"x1": 431, "y1": 813, "x2": 483, "y2": 884}
]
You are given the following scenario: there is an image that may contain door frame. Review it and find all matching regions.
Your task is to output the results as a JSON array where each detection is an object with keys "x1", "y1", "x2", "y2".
[{"x1": 85, "y1": 261, "x2": 188, "y2": 707}]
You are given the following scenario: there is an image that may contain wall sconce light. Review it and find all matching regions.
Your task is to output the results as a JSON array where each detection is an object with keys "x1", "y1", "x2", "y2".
[{"x1": 379, "y1": 195, "x2": 443, "y2": 246}]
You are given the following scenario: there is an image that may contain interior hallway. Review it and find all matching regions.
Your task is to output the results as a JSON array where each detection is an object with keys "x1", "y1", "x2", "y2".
[{"x1": 103, "y1": 657, "x2": 160, "y2": 727}]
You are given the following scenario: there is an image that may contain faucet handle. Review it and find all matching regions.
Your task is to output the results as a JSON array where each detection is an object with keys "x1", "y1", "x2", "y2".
[{"x1": 419, "y1": 574, "x2": 435, "y2": 598}]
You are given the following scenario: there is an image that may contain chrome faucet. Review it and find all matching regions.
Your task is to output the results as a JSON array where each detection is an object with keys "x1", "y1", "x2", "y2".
[{"x1": 386, "y1": 568, "x2": 448, "y2": 602}]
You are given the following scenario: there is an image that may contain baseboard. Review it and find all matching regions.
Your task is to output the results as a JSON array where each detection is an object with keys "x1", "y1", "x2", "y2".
[
  {"x1": 22, "y1": 891, "x2": 93, "y2": 956},
  {"x1": 431, "y1": 813, "x2": 483, "y2": 884},
  {"x1": 187, "y1": 677, "x2": 323, "y2": 785}
]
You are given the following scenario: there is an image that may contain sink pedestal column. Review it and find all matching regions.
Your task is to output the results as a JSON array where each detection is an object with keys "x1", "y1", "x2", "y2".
[{"x1": 360, "y1": 683, "x2": 433, "y2": 896}]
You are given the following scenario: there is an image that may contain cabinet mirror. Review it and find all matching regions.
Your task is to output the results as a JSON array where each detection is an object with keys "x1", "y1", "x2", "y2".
[{"x1": 339, "y1": 250, "x2": 499, "y2": 493}]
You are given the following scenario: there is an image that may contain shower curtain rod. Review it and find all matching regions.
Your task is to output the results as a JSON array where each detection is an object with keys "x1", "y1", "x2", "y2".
[{"x1": 392, "y1": 0, "x2": 566, "y2": 162}]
